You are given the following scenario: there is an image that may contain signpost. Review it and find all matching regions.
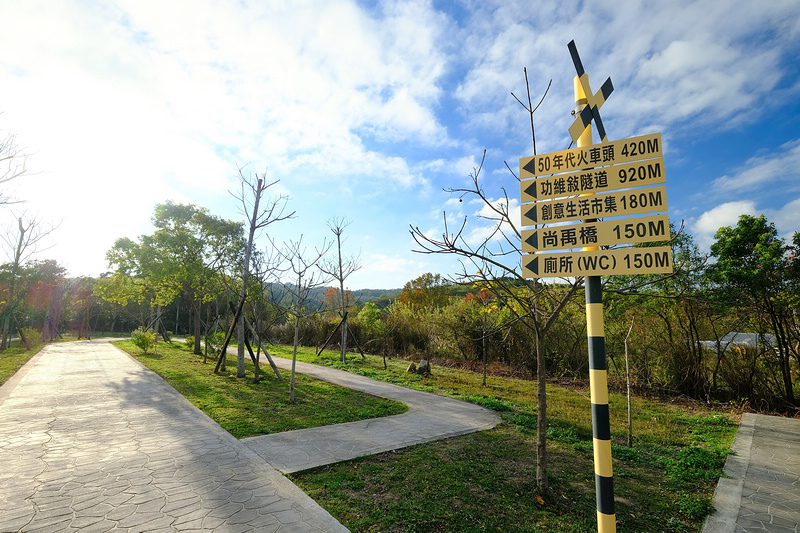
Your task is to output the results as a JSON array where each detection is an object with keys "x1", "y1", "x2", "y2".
[
  {"x1": 521, "y1": 156, "x2": 665, "y2": 203},
  {"x1": 521, "y1": 214, "x2": 670, "y2": 253},
  {"x1": 522, "y1": 185, "x2": 668, "y2": 226},
  {"x1": 519, "y1": 132, "x2": 662, "y2": 179},
  {"x1": 522, "y1": 246, "x2": 673, "y2": 278},
  {"x1": 519, "y1": 40, "x2": 675, "y2": 533}
]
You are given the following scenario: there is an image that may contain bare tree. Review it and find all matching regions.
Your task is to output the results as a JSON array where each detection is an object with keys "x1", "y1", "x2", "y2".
[
  {"x1": 244, "y1": 245, "x2": 290, "y2": 380},
  {"x1": 279, "y1": 236, "x2": 331, "y2": 402},
  {"x1": 0, "y1": 130, "x2": 29, "y2": 206},
  {"x1": 410, "y1": 154, "x2": 582, "y2": 493},
  {"x1": 0, "y1": 214, "x2": 57, "y2": 349},
  {"x1": 319, "y1": 217, "x2": 361, "y2": 363},
  {"x1": 409, "y1": 74, "x2": 583, "y2": 494},
  {"x1": 215, "y1": 166, "x2": 295, "y2": 377}
]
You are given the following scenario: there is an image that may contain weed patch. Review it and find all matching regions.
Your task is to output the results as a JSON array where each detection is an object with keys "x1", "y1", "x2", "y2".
[
  {"x1": 664, "y1": 445, "x2": 729, "y2": 484},
  {"x1": 465, "y1": 394, "x2": 514, "y2": 411},
  {"x1": 0, "y1": 339, "x2": 43, "y2": 385}
]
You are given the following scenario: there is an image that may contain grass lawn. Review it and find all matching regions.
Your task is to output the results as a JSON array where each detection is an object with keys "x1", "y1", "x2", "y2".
[
  {"x1": 113, "y1": 339, "x2": 407, "y2": 438},
  {"x1": 0, "y1": 339, "x2": 46, "y2": 385},
  {"x1": 267, "y1": 346, "x2": 738, "y2": 533},
  {"x1": 114, "y1": 339, "x2": 737, "y2": 532}
]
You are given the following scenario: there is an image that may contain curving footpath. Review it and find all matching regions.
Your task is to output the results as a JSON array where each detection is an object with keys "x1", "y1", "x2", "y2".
[
  {"x1": 0, "y1": 340, "x2": 499, "y2": 532},
  {"x1": 242, "y1": 357, "x2": 501, "y2": 473}
]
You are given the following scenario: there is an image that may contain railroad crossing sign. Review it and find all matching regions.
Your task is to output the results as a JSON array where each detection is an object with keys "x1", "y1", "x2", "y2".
[{"x1": 568, "y1": 39, "x2": 613, "y2": 143}]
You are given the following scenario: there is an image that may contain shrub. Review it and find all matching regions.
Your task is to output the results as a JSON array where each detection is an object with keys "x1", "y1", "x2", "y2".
[
  {"x1": 204, "y1": 331, "x2": 226, "y2": 353},
  {"x1": 185, "y1": 335, "x2": 195, "y2": 348},
  {"x1": 19, "y1": 327, "x2": 42, "y2": 349},
  {"x1": 131, "y1": 328, "x2": 157, "y2": 354}
]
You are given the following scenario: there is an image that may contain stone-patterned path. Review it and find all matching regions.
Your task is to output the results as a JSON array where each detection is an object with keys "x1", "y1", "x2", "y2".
[
  {"x1": 0, "y1": 340, "x2": 347, "y2": 533},
  {"x1": 704, "y1": 413, "x2": 800, "y2": 533},
  {"x1": 242, "y1": 357, "x2": 501, "y2": 473}
]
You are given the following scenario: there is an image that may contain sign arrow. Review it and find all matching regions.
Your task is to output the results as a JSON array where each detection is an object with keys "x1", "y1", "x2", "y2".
[
  {"x1": 523, "y1": 181, "x2": 537, "y2": 200},
  {"x1": 522, "y1": 157, "x2": 537, "y2": 177},
  {"x1": 524, "y1": 231, "x2": 539, "y2": 251},
  {"x1": 525, "y1": 256, "x2": 539, "y2": 277},
  {"x1": 523, "y1": 204, "x2": 537, "y2": 224}
]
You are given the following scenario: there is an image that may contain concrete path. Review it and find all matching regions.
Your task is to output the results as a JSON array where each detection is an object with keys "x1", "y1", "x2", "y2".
[
  {"x1": 0, "y1": 340, "x2": 347, "y2": 533},
  {"x1": 242, "y1": 357, "x2": 502, "y2": 473},
  {"x1": 704, "y1": 413, "x2": 800, "y2": 532}
]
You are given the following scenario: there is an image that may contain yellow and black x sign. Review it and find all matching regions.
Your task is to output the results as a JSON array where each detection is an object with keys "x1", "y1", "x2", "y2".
[{"x1": 568, "y1": 40, "x2": 613, "y2": 143}]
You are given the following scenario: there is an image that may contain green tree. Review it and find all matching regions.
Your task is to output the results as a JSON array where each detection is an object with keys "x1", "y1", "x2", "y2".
[
  {"x1": 606, "y1": 227, "x2": 717, "y2": 396},
  {"x1": 98, "y1": 202, "x2": 244, "y2": 354},
  {"x1": 398, "y1": 272, "x2": 451, "y2": 310},
  {"x1": 709, "y1": 214, "x2": 799, "y2": 404},
  {"x1": 0, "y1": 216, "x2": 57, "y2": 349}
]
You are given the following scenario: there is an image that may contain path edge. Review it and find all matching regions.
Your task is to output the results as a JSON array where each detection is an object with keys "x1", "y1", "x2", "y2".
[
  {"x1": 701, "y1": 412, "x2": 755, "y2": 532},
  {"x1": 0, "y1": 345, "x2": 49, "y2": 407}
]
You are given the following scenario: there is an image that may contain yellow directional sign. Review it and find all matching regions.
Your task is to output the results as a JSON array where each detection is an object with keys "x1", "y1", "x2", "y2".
[
  {"x1": 521, "y1": 158, "x2": 665, "y2": 203},
  {"x1": 519, "y1": 133, "x2": 662, "y2": 179},
  {"x1": 522, "y1": 246, "x2": 673, "y2": 278},
  {"x1": 521, "y1": 185, "x2": 667, "y2": 227},
  {"x1": 521, "y1": 214, "x2": 670, "y2": 253}
]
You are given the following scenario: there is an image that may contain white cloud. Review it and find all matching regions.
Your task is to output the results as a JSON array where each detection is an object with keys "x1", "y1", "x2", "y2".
[
  {"x1": 766, "y1": 197, "x2": 800, "y2": 237},
  {"x1": 692, "y1": 200, "x2": 757, "y2": 251},
  {"x1": 692, "y1": 195, "x2": 800, "y2": 253},
  {"x1": 453, "y1": 0, "x2": 800, "y2": 146},
  {"x1": 1, "y1": 0, "x2": 799, "y2": 289},
  {"x1": 465, "y1": 196, "x2": 520, "y2": 247},
  {"x1": 712, "y1": 139, "x2": 800, "y2": 193}
]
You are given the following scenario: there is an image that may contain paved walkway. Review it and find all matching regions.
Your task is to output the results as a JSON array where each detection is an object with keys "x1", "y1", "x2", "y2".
[
  {"x1": 243, "y1": 356, "x2": 501, "y2": 473},
  {"x1": 0, "y1": 341, "x2": 500, "y2": 532},
  {"x1": 704, "y1": 413, "x2": 800, "y2": 532},
  {"x1": 0, "y1": 341, "x2": 347, "y2": 533}
]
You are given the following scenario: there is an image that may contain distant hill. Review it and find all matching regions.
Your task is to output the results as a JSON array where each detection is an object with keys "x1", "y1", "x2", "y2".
[{"x1": 270, "y1": 285, "x2": 400, "y2": 311}]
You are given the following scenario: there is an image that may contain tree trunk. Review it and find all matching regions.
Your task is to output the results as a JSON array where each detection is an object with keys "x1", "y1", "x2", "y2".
[
  {"x1": 1, "y1": 218, "x2": 25, "y2": 351},
  {"x1": 335, "y1": 230, "x2": 348, "y2": 363},
  {"x1": 215, "y1": 297, "x2": 246, "y2": 373},
  {"x1": 482, "y1": 313, "x2": 488, "y2": 386},
  {"x1": 291, "y1": 313, "x2": 300, "y2": 403},
  {"x1": 237, "y1": 178, "x2": 263, "y2": 378},
  {"x1": 536, "y1": 330, "x2": 547, "y2": 493},
  {"x1": 193, "y1": 297, "x2": 202, "y2": 355},
  {"x1": 625, "y1": 317, "x2": 634, "y2": 448},
  {"x1": 770, "y1": 309, "x2": 794, "y2": 405},
  {"x1": 341, "y1": 312, "x2": 349, "y2": 364}
]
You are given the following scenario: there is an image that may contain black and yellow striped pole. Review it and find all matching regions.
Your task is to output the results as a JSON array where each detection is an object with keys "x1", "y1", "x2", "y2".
[{"x1": 571, "y1": 40, "x2": 616, "y2": 532}]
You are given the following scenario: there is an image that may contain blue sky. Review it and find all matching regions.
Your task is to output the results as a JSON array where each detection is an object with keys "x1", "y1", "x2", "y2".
[{"x1": 0, "y1": 0, "x2": 798, "y2": 289}]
